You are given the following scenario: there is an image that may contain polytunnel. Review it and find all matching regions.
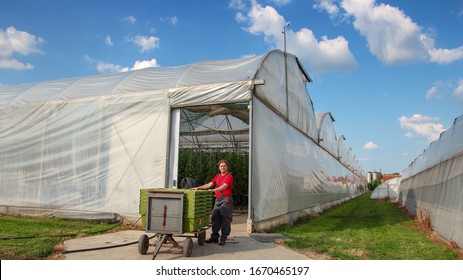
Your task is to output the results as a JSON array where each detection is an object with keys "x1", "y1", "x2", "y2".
[
  {"x1": 371, "y1": 177, "x2": 401, "y2": 201},
  {"x1": 0, "y1": 50, "x2": 367, "y2": 231},
  {"x1": 315, "y1": 112, "x2": 337, "y2": 157},
  {"x1": 399, "y1": 113, "x2": 463, "y2": 248},
  {"x1": 337, "y1": 134, "x2": 346, "y2": 160}
]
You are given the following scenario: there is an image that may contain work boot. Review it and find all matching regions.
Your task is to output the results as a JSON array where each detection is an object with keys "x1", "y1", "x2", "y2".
[
  {"x1": 205, "y1": 238, "x2": 218, "y2": 243},
  {"x1": 219, "y1": 239, "x2": 226, "y2": 246}
]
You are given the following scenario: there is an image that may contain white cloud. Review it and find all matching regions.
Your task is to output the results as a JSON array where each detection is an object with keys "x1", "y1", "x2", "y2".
[
  {"x1": 96, "y1": 59, "x2": 159, "y2": 74},
  {"x1": 313, "y1": 0, "x2": 340, "y2": 17},
  {"x1": 129, "y1": 35, "x2": 160, "y2": 53},
  {"x1": 96, "y1": 62, "x2": 126, "y2": 73},
  {"x1": 229, "y1": 0, "x2": 247, "y2": 10},
  {"x1": 404, "y1": 132, "x2": 414, "y2": 139},
  {"x1": 270, "y1": 0, "x2": 291, "y2": 6},
  {"x1": 425, "y1": 79, "x2": 463, "y2": 103},
  {"x1": 245, "y1": 2, "x2": 286, "y2": 38},
  {"x1": 0, "y1": 59, "x2": 34, "y2": 70},
  {"x1": 171, "y1": 16, "x2": 178, "y2": 25},
  {"x1": 428, "y1": 46, "x2": 463, "y2": 64},
  {"x1": 235, "y1": 1, "x2": 357, "y2": 73},
  {"x1": 0, "y1": 26, "x2": 44, "y2": 70},
  {"x1": 131, "y1": 59, "x2": 160, "y2": 70},
  {"x1": 160, "y1": 16, "x2": 178, "y2": 26},
  {"x1": 363, "y1": 141, "x2": 378, "y2": 150},
  {"x1": 425, "y1": 86, "x2": 438, "y2": 100},
  {"x1": 315, "y1": 0, "x2": 463, "y2": 65},
  {"x1": 105, "y1": 35, "x2": 113, "y2": 46},
  {"x1": 399, "y1": 114, "x2": 446, "y2": 143},
  {"x1": 341, "y1": 0, "x2": 428, "y2": 64},
  {"x1": 83, "y1": 54, "x2": 92, "y2": 63},
  {"x1": 123, "y1": 16, "x2": 137, "y2": 24},
  {"x1": 235, "y1": 12, "x2": 247, "y2": 23},
  {"x1": 290, "y1": 30, "x2": 357, "y2": 73},
  {"x1": 425, "y1": 80, "x2": 448, "y2": 101}
]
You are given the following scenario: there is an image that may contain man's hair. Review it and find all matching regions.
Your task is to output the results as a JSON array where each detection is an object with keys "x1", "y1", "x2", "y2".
[{"x1": 218, "y1": 159, "x2": 229, "y2": 167}]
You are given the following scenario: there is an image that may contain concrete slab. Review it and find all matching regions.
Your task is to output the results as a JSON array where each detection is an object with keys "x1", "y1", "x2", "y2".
[{"x1": 63, "y1": 213, "x2": 311, "y2": 260}]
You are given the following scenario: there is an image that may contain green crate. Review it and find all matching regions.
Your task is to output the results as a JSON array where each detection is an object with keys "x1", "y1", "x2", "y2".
[
  {"x1": 184, "y1": 209, "x2": 208, "y2": 218},
  {"x1": 182, "y1": 190, "x2": 213, "y2": 218},
  {"x1": 183, "y1": 214, "x2": 210, "y2": 232},
  {"x1": 139, "y1": 189, "x2": 150, "y2": 228},
  {"x1": 184, "y1": 200, "x2": 210, "y2": 208},
  {"x1": 140, "y1": 188, "x2": 212, "y2": 231},
  {"x1": 183, "y1": 209, "x2": 209, "y2": 218}
]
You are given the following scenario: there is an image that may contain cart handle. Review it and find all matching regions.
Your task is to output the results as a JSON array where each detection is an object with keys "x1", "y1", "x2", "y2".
[{"x1": 163, "y1": 205, "x2": 167, "y2": 226}]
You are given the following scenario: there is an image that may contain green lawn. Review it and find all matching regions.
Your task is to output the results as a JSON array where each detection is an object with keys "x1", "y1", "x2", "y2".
[
  {"x1": 273, "y1": 192, "x2": 460, "y2": 260},
  {"x1": 0, "y1": 215, "x2": 121, "y2": 259},
  {"x1": 1, "y1": 192, "x2": 460, "y2": 260}
]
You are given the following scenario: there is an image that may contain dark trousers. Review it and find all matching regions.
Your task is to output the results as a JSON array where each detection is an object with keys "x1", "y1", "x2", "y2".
[{"x1": 210, "y1": 196, "x2": 233, "y2": 241}]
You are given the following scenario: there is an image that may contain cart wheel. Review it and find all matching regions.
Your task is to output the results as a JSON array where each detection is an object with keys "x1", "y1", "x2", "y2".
[
  {"x1": 138, "y1": 234, "x2": 149, "y2": 255},
  {"x1": 183, "y1": 237, "x2": 193, "y2": 257},
  {"x1": 197, "y1": 231, "x2": 206, "y2": 246}
]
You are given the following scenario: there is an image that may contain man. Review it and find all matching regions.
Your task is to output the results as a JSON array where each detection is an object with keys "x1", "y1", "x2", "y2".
[{"x1": 192, "y1": 159, "x2": 234, "y2": 245}]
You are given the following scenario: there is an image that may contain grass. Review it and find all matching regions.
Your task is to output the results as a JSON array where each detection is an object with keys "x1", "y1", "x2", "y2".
[
  {"x1": 0, "y1": 215, "x2": 124, "y2": 259},
  {"x1": 272, "y1": 192, "x2": 461, "y2": 260},
  {"x1": 1, "y1": 192, "x2": 461, "y2": 260}
]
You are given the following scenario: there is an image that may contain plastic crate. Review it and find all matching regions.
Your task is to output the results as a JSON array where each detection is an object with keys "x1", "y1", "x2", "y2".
[{"x1": 140, "y1": 188, "x2": 212, "y2": 232}]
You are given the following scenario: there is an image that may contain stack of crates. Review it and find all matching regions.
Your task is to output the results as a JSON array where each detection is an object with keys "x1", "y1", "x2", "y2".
[
  {"x1": 182, "y1": 190, "x2": 213, "y2": 232},
  {"x1": 139, "y1": 188, "x2": 213, "y2": 233},
  {"x1": 139, "y1": 188, "x2": 149, "y2": 228}
]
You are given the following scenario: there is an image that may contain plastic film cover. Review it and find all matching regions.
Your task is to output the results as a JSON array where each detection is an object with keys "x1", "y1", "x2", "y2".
[
  {"x1": 252, "y1": 98, "x2": 365, "y2": 224},
  {"x1": 0, "y1": 92, "x2": 170, "y2": 219},
  {"x1": 399, "y1": 114, "x2": 463, "y2": 248},
  {"x1": 0, "y1": 49, "x2": 367, "y2": 226},
  {"x1": 315, "y1": 112, "x2": 338, "y2": 157}
]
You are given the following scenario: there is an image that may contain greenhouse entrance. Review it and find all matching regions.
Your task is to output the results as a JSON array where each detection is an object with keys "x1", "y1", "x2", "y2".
[{"x1": 168, "y1": 103, "x2": 250, "y2": 212}]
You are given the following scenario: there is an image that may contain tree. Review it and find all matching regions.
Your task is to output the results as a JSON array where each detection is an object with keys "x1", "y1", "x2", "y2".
[{"x1": 368, "y1": 179, "x2": 381, "y2": 191}]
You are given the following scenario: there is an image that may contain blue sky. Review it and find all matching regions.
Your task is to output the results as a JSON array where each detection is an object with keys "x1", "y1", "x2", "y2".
[{"x1": 1, "y1": 0, "x2": 462, "y2": 174}]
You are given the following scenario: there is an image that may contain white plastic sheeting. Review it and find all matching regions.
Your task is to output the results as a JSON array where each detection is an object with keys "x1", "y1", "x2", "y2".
[
  {"x1": 371, "y1": 177, "x2": 400, "y2": 201},
  {"x1": 252, "y1": 97, "x2": 366, "y2": 228},
  {"x1": 249, "y1": 51, "x2": 365, "y2": 228},
  {"x1": 0, "y1": 55, "x2": 258, "y2": 220},
  {"x1": 315, "y1": 112, "x2": 338, "y2": 156},
  {"x1": 1, "y1": 49, "x2": 366, "y2": 225},
  {"x1": 399, "y1": 114, "x2": 463, "y2": 248},
  {"x1": 0, "y1": 56, "x2": 260, "y2": 107},
  {"x1": 1, "y1": 92, "x2": 170, "y2": 219}
]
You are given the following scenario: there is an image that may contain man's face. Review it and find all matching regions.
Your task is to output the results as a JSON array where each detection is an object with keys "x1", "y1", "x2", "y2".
[{"x1": 219, "y1": 163, "x2": 228, "y2": 173}]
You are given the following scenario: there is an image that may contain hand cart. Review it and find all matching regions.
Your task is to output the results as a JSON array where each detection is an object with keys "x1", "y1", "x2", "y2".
[
  {"x1": 137, "y1": 189, "x2": 211, "y2": 259},
  {"x1": 138, "y1": 227, "x2": 208, "y2": 259}
]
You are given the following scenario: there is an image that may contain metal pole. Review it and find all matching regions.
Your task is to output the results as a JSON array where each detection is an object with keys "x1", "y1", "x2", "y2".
[
  {"x1": 282, "y1": 22, "x2": 290, "y2": 121},
  {"x1": 247, "y1": 100, "x2": 253, "y2": 233},
  {"x1": 283, "y1": 22, "x2": 290, "y2": 54}
]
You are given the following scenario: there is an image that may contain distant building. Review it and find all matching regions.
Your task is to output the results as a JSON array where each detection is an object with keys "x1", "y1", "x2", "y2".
[
  {"x1": 381, "y1": 174, "x2": 401, "y2": 183},
  {"x1": 367, "y1": 171, "x2": 382, "y2": 183}
]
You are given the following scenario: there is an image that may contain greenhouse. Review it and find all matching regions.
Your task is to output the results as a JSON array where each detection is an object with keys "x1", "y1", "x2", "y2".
[
  {"x1": 315, "y1": 112, "x2": 337, "y2": 156},
  {"x1": 0, "y1": 50, "x2": 366, "y2": 231},
  {"x1": 370, "y1": 177, "x2": 400, "y2": 201},
  {"x1": 399, "y1": 114, "x2": 463, "y2": 248}
]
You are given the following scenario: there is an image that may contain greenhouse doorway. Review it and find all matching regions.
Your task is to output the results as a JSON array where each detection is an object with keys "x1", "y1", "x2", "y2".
[{"x1": 168, "y1": 103, "x2": 250, "y2": 213}]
